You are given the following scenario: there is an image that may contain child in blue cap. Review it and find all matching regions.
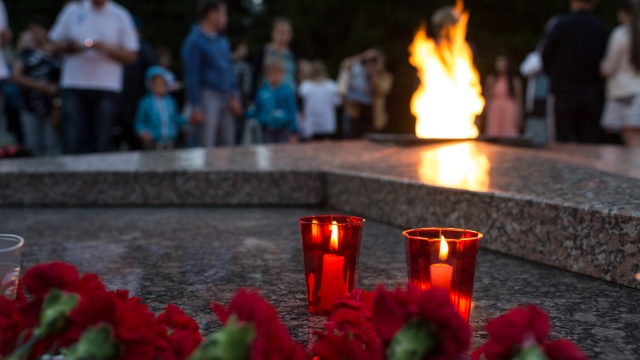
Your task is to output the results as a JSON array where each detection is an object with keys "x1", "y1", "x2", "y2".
[{"x1": 134, "y1": 66, "x2": 187, "y2": 149}]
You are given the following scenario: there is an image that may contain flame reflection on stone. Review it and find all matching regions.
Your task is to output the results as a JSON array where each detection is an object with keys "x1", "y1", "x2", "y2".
[{"x1": 417, "y1": 142, "x2": 490, "y2": 191}]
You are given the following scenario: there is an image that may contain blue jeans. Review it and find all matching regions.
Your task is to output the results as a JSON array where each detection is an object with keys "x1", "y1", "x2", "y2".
[
  {"x1": 261, "y1": 127, "x2": 290, "y2": 144},
  {"x1": 20, "y1": 111, "x2": 62, "y2": 157},
  {"x1": 61, "y1": 89, "x2": 119, "y2": 154}
]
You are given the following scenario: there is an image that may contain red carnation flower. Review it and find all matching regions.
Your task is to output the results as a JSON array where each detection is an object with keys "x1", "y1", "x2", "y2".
[
  {"x1": 61, "y1": 290, "x2": 159, "y2": 360},
  {"x1": 12, "y1": 262, "x2": 109, "y2": 357},
  {"x1": 22, "y1": 262, "x2": 105, "y2": 299},
  {"x1": 157, "y1": 304, "x2": 203, "y2": 359},
  {"x1": 324, "y1": 308, "x2": 381, "y2": 353},
  {"x1": 0, "y1": 296, "x2": 30, "y2": 356},
  {"x1": 372, "y1": 284, "x2": 471, "y2": 360},
  {"x1": 211, "y1": 289, "x2": 308, "y2": 360},
  {"x1": 313, "y1": 332, "x2": 382, "y2": 360},
  {"x1": 313, "y1": 307, "x2": 382, "y2": 360},
  {"x1": 330, "y1": 289, "x2": 374, "y2": 322},
  {"x1": 19, "y1": 262, "x2": 107, "y2": 328},
  {"x1": 471, "y1": 305, "x2": 587, "y2": 360},
  {"x1": 544, "y1": 340, "x2": 588, "y2": 360}
]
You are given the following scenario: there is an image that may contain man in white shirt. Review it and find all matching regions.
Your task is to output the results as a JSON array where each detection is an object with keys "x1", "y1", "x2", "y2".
[{"x1": 49, "y1": 0, "x2": 139, "y2": 154}]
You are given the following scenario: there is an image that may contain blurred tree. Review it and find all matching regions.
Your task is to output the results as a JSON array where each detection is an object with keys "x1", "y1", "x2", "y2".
[{"x1": 6, "y1": 0, "x2": 618, "y2": 134}]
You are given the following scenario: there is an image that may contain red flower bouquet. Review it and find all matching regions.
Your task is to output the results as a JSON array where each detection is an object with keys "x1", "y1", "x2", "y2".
[{"x1": 0, "y1": 262, "x2": 588, "y2": 360}]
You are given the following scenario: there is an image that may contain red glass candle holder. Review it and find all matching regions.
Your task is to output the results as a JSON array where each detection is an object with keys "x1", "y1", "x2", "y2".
[
  {"x1": 299, "y1": 215, "x2": 365, "y2": 315},
  {"x1": 404, "y1": 228, "x2": 482, "y2": 322}
]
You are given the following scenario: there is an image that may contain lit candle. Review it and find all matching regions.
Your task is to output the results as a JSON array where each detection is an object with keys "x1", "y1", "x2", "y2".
[
  {"x1": 318, "y1": 221, "x2": 347, "y2": 310},
  {"x1": 430, "y1": 236, "x2": 453, "y2": 290}
]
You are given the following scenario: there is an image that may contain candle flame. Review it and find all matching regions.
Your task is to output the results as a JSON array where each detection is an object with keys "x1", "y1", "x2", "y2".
[
  {"x1": 330, "y1": 221, "x2": 339, "y2": 252},
  {"x1": 439, "y1": 235, "x2": 449, "y2": 261}
]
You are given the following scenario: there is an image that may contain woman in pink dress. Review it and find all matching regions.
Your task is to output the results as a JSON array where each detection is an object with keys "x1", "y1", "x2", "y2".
[{"x1": 484, "y1": 56, "x2": 523, "y2": 136}]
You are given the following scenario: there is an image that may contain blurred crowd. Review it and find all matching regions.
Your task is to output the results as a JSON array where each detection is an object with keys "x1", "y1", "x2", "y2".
[
  {"x1": 0, "y1": 0, "x2": 394, "y2": 157},
  {"x1": 485, "y1": 0, "x2": 640, "y2": 147},
  {"x1": 1, "y1": 0, "x2": 640, "y2": 158}
]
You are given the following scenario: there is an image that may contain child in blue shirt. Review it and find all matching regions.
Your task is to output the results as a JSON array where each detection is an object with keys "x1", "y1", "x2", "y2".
[
  {"x1": 135, "y1": 66, "x2": 187, "y2": 149},
  {"x1": 253, "y1": 58, "x2": 297, "y2": 143}
]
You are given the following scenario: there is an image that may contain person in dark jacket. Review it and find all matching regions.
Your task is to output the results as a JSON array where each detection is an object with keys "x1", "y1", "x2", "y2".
[
  {"x1": 181, "y1": 0, "x2": 242, "y2": 147},
  {"x1": 542, "y1": 0, "x2": 608, "y2": 143}
]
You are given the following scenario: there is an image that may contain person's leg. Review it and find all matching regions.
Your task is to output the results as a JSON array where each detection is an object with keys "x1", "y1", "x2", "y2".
[
  {"x1": 217, "y1": 103, "x2": 236, "y2": 146},
  {"x1": 61, "y1": 89, "x2": 90, "y2": 154},
  {"x1": 261, "y1": 127, "x2": 274, "y2": 144},
  {"x1": 576, "y1": 89, "x2": 602, "y2": 144},
  {"x1": 275, "y1": 127, "x2": 291, "y2": 143},
  {"x1": 19, "y1": 111, "x2": 42, "y2": 156},
  {"x1": 41, "y1": 114, "x2": 62, "y2": 156},
  {"x1": 349, "y1": 114, "x2": 364, "y2": 139},
  {"x1": 235, "y1": 115, "x2": 245, "y2": 145},
  {"x1": 361, "y1": 105, "x2": 374, "y2": 135},
  {"x1": 92, "y1": 91, "x2": 119, "y2": 153},
  {"x1": 621, "y1": 129, "x2": 640, "y2": 147},
  {"x1": 201, "y1": 90, "x2": 223, "y2": 147},
  {"x1": 342, "y1": 110, "x2": 351, "y2": 139},
  {"x1": 553, "y1": 93, "x2": 576, "y2": 142}
]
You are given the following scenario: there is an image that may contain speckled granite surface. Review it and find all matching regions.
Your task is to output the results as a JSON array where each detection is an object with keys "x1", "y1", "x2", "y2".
[
  {"x1": 0, "y1": 141, "x2": 639, "y2": 290},
  {"x1": 0, "y1": 207, "x2": 637, "y2": 360}
]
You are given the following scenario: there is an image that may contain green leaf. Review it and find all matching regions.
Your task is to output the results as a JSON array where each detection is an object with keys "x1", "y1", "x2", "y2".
[
  {"x1": 38, "y1": 288, "x2": 80, "y2": 336},
  {"x1": 188, "y1": 315, "x2": 256, "y2": 360},
  {"x1": 387, "y1": 319, "x2": 436, "y2": 360},
  {"x1": 65, "y1": 325, "x2": 121, "y2": 360},
  {"x1": 513, "y1": 344, "x2": 548, "y2": 360}
]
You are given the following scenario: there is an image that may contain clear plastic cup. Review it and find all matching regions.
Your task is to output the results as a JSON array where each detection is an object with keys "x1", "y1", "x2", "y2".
[{"x1": 0, "y1": 235, "x2": 24, "y2": 300}]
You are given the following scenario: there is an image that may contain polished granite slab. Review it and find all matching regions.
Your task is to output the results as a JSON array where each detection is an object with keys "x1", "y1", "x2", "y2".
[
  {"x1": 0, "y1": 141, "x2": 639, "y2": 290},
  {"x1": 0, "y1": 207, "x2": 637, "y2": 360}
]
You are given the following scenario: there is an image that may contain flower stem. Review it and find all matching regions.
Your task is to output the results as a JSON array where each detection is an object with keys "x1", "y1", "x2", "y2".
[{"x1": 6, "y1": 331, "x2": 44, "y2": 360}]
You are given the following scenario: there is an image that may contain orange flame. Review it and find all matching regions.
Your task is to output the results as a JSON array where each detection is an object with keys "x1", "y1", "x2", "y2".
[
  {"x1": 409, "y1": 0, "x2": 484, "y2": 139},
  {"x1": 439, "y1": 235, "x2": 449, "y2": 261},
  {"x1": 330, "y1": 221, "x2": 339, "y2": 252}
]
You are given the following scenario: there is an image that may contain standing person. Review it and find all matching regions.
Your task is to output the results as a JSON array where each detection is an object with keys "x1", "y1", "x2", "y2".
[
  {"x1": 0, "y1": 0, "x2": 12, "y2": 145},
  {"x1": 601, "y1": 0, "x2": 640, "y2": 147},
  {"x1": 230, "y1": 38, "x2": 252, "y2": 144},
  {"x1": 252, "y1": 18, "x2": 297, "y2": 96},
  {"x1": 12, "y1": 18, "x2": 62, "y2": 157},
  {"x1": 134, "y1": 66, "x2": 186, "y2": 150},
  {"x1": 117, "y1": 17, "x2": 157, "y2": 151},
  {"x1": 520, "y1": 51, "x2": 551, "y2": 145},
  {"x1": 365, "y1": 48, "x2": 394, "y2": 133},
  {"x1": 484, "y1": 56, "x2": 523, "y2": 137},
  {"x1": 338, "y1": 48, "x2": 393, "y2": 138},
  {"x1": 48, "y1": 0, "x2": 139, "y2": 154},
  {"x1": 253, "y1": 58, "x2": 297, "y2": 144},
  {"x1": 542, "y1": 0, "x2": 608, "y2": 143},
  {"x1": 231, "y1": 39, "x2": 252, "y2": 107},
  {"x1": 181, "y1": 0, "x2": 242, "y2": 148},
  {"x1": 337, "y1": 53, "x2": 372, "y2": 138},
  {"x1": 298, "y1": 61, "x2": 341, "y2": 140}
]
